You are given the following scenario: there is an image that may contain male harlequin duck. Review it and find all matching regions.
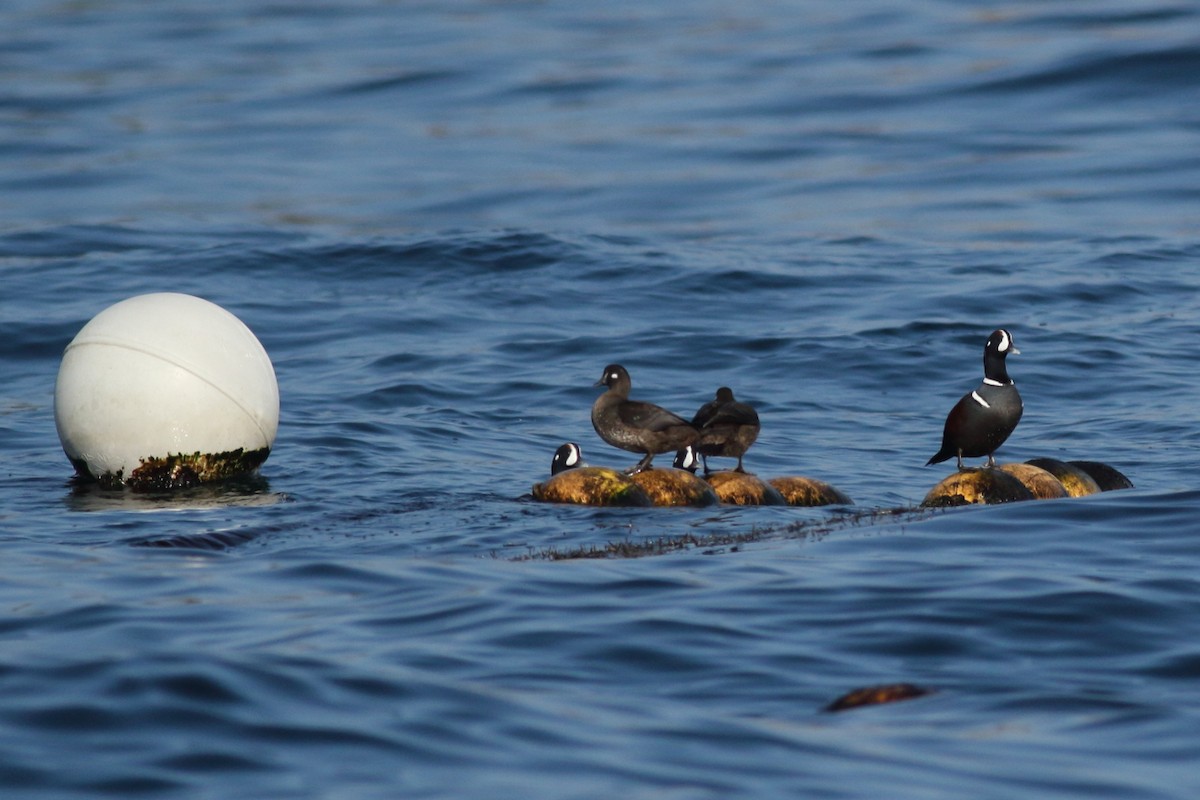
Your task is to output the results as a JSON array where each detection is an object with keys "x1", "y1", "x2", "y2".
[
  {"x1": 690, "y1": 386, "x2": 760, "y2": 474},
  {"x1": 550, "y1": 442, "x2": 585, "y2": 475},
  {"x1": 927, "y1": 329, "x2": 1023, "y2": 470},
  {"x1": 672, "y1": 445, "x2": 701, "y2": 473},
  {"x1": 591, "y1": 364, "x2": 698, "y2": 475}
]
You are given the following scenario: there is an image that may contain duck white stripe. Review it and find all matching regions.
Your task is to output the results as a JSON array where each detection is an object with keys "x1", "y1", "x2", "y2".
[
  {"x1": 983, "y1": 378, "x2": 1006, "y2": 387},
  {"x1": 971, "y1": 390, "x2": 991, "y2": 408}
]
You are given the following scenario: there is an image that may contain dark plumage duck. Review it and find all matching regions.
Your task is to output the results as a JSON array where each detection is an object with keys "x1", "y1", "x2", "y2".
[
  {"x1": 927, "y1": 329, "x2": 1023, "y2": 470},
  {"x1": 690, "y1": 386, "x2": 760, "y2": 474},
  {"x1": 591, "y1": 364, "x2": 698, "y2": 475}
]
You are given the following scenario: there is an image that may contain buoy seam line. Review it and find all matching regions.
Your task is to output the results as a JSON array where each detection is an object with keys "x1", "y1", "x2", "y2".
[{"x1": 64, "y1": 337, "x2": 276, "y2": 445}]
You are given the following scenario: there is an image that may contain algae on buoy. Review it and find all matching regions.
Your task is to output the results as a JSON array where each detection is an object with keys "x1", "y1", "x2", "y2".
[
  {"x1": 532, "y1": 466, "x2": 653, "y2": 507},
  {"x1": 922, "y1": 467, "x2": 1034, "y2": 507},
  {"x1": 1024, "y1": 458, "x2": 1101, "y2": 497},
  {"x1": 996, "y1": 463, "x2": 1068, "y2": 500},
  {"x1": 705, "y1": 471, "x2": 787, "y2": 506},
  {"x1": 767, "y1": 476, "x2": 853, "y2": 507},
  {"x1": 630, "y1": 468, "x2": 719, "y2": 507}
]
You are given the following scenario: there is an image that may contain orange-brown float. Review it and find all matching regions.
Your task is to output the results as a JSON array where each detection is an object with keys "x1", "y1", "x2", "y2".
[
  {"x1": 705, "y1": 471, "x2": 787, "y2": 506},
  {"x1": 922, "y1": 467, "x2": 1035, "y2": 507},
  {"x1": 630, "y1": 468, "x2": 719, "y2": 507},
  {"x1": 1024, "y1": 458, "x2": 1101, "y2": 497},
  {"x1": 766, "y1": 476, "x2": 853, "y2": 507},
  {"x1": 532, "y1": 467, "x2": 653, "y2": 507},
  {"x1": 996, "y1": 463, "x2": 1068, "y2": 500}
]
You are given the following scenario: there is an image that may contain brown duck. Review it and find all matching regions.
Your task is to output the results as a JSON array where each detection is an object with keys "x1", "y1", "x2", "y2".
[
  {"x1": 591, "y1": 364, "x2": 698, "y2": 475},
  {"x1": 691, "y1": 386, "x2": 760, "y2": 473}
]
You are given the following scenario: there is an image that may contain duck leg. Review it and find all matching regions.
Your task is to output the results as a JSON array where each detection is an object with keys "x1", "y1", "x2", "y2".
[{"x1": 626, "y1": 452, "x2": 656, "y2": 475}]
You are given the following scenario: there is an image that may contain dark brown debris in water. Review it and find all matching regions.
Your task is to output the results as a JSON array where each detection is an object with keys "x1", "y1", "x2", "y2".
[{"x1": 824, "y1": 683, "x2": 935, "y2": 713}]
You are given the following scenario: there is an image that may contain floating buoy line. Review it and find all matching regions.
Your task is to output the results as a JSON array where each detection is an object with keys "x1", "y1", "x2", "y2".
[{"x1": 520, "y1": 457, "x2": 1132, "y2": 562}]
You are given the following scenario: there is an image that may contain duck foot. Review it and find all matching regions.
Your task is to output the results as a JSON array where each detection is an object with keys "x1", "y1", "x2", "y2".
[{"x1": 624, "y1": 455, "x2": 656, "y2": 475}]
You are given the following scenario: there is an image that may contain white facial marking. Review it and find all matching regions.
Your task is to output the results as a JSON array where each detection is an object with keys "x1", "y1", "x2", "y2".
[
  {"x1": 565, "y1": 448, "x2": 580, "y2": 467},
  {"x1": 997, "y1": 330, "x2": 1010, "y2": 353},
  {"x1": 971, "y1": 390, "x2": 991, "y2": 408}
]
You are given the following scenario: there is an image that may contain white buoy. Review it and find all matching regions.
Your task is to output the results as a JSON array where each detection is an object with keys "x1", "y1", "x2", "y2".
[{"x1": 54, "y1": 293, "x2": 279, "y2": 490}]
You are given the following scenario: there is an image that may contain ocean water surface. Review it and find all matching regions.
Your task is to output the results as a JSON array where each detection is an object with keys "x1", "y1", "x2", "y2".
[{"x1": 3, "y1": 1, "x2": 1200, "y2": 797}]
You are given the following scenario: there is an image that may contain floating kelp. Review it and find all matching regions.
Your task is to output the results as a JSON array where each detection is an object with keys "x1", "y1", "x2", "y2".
[
  {"x1": 513, "y1": 507, "x2": 932, "y2": 562},
  {"x1": 824, "y1": 683, "x2": 935, "y2": 713}
]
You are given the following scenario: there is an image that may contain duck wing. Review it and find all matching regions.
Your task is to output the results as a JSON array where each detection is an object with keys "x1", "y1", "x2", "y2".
[
  {"x1": 698, "y1": 401, "x2": 758, "y2": 428},
  {"x1": 691, "y1": 398, "x2": 724, "y2": 428},
  {"x1": 618, "y1": 400, "x2": 692, "y2": 432}
]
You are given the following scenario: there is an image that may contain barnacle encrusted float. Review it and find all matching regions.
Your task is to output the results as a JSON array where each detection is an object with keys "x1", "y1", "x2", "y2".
[{"x1": 54, "y1": 293, "x2": 279, "y2": 490}]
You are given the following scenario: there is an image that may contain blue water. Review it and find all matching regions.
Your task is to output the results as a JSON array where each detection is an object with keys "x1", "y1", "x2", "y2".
[{"x1": 3, "y1": 1, "x2": 1200, "y2": 797}]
